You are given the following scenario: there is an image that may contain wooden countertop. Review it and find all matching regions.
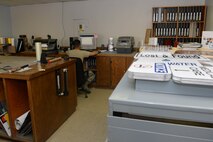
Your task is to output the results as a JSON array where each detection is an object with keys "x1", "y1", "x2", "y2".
[{"x1": 0, "y1": 56, "x2": 75, "y2": 80}]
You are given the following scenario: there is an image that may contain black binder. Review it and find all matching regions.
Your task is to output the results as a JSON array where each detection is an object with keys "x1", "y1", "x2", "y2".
[{"x1": 16, "y1": 38, "x2": 25, "y2": 53}]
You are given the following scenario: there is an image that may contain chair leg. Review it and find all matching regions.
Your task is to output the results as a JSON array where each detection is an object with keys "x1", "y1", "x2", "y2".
[
  {"x1": 85, "y1": 93, "x2": 88, "y2": 98},
  {"x1": 82, "y1": 88, "x2": 88, "y2": 98},
  {"x1": 78, "y1": 88, "x2": 88, "y2": 98}
]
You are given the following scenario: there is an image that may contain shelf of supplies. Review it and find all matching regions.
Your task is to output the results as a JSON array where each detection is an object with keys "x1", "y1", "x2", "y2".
[{"x1": 152, "y1": 5, "x2": 206, "y2": 46}]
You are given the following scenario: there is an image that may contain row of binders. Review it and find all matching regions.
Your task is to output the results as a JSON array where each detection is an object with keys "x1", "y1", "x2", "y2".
[
  {"x1": 155, "y1": 26, "x2": 177, "y2": 37},
  {"x1": 153, "y1": 8, "x2": 203, "y2": 22},
  {"x1": 178, "y1": 23, "x2": 200, "y2": 37},
  {"x1": 154, "y1": 23, "x2": 200, "y2": 37}
]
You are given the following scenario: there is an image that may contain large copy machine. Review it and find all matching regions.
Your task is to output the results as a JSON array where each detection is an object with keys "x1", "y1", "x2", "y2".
[{"x1": 107, "y1": 49, "x2": 213, "y2": 142}]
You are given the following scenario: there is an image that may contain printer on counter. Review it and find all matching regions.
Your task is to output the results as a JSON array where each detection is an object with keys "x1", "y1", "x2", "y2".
[
  {"x1": 116, "y1": 36, "x2": 135, "y2": 53},
  {"x1": 33, "y1": 38, "x2": 58, "y2": 54}
]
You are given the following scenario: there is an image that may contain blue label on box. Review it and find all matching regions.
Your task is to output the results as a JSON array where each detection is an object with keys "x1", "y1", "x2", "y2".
[{"x1": 155, "y1": 63, "x2": 168, "y2": 73}]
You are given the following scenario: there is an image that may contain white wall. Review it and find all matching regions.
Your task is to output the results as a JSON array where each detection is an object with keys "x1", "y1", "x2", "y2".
[
  {"x1": 0, "y1": 6, "x2": 12, "y2": 37},
  {"x1": 206, "y1": 0, "x2": 213, "y2": 30},
  {"x1": 10, "y1": 0, "x2": 205, "y2": 47}
]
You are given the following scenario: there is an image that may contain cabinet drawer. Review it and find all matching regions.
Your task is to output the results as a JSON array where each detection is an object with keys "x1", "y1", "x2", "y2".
[{"x1": 108, "y1": 115, "x2": 213, "y2": 142}]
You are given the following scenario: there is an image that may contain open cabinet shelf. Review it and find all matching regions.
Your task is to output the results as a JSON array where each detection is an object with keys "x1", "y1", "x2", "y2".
[{"x1": 152, "y1": 5, "x2": 207, "y2": 46}]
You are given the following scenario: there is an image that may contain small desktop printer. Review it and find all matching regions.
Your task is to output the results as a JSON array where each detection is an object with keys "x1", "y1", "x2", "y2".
[
  {"x1": 33, "y1": 39, "x2": 58, "y2": 53},
  {"x1": 116, "y1": 36, "x2": 135, "y2": 53}
]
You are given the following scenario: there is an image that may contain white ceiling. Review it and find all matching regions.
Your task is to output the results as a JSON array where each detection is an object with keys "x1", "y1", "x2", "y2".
[{"x1": 0, "y1": 0, "x2": 86, "y2": 6}]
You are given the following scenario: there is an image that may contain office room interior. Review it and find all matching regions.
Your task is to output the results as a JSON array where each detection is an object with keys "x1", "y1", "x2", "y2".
[{"x1": 1, "y1": 0, "x2": 213, "y2": 142}]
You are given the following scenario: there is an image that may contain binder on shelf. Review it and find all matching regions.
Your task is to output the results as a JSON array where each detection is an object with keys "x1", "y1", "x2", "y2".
[{"x1": 0, "y1": 102, "x2": 11, "y2": 136}]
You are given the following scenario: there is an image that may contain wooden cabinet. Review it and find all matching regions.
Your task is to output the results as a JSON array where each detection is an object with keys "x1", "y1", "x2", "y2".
[
  {"x1": 111, "y1": 57, "x2": 127, "y2": 88},
  {"x1": 96, "y1": 53, "x2": 134, "y2": 88},
  {"x1": 96, "y1": 56, "x2": 111, "y2": 88},
  {"x1": 0, "y1": 58, "x2": 77, "y2": 142},
  {"x1": 152, "y1": 6, "x2": 206, "y2": 46}
]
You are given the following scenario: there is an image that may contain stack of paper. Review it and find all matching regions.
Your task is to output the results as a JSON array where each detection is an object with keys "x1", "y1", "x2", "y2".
[{"x1": 171, "y1": 66, "x2": 213, "y2": 86}]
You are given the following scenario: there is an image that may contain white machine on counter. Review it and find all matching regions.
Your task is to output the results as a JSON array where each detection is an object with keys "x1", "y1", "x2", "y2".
[{"x1": 116, "y1": 36, "x2": 135, "y2": 53}]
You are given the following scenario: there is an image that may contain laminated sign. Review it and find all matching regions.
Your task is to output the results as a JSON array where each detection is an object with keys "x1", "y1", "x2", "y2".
[{"x1": 128, "y1": 60, "x2": 171, "y2": 81}]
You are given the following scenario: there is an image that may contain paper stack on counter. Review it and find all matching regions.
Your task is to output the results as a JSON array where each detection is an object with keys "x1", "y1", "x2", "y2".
[
  {"x1": 128, "y1": 60, "x2": 172, "y2": 81},
  {"x1": 171, "y1": 66, "x2": 213, "y2": 86}
]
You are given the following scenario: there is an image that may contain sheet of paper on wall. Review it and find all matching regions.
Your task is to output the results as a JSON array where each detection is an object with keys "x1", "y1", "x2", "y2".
[
  {"x1": 201, "y1": 31, "x2": 213, "y2": 49},
  {"x1": 148, "y1": 37, "x2": 158, "y2": 46}
]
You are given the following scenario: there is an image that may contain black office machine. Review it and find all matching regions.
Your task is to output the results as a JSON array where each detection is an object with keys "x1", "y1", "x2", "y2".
[
  {"x1": 33, "y1": 38, "x2": 58, "y2": 54},
  {"x1": 116, "y1": 36, "x2": 135, "y2": 53}
]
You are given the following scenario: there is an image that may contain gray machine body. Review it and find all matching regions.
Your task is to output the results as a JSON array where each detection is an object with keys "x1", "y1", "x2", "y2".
[
  {"x1": 107, "y1": 72, "x2": 213, "y2": 142},
  {"x1": 116, "y1": 36, "x2": 135, "y2": 53}
]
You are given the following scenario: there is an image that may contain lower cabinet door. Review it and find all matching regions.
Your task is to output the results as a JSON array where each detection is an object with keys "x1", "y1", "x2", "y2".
[
  {"x1": 111, "y1": 57, "x2": 126, "y2": 88},
  {"x1": 96, "y1": 56, "x2": 111, "y2": 88}
]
